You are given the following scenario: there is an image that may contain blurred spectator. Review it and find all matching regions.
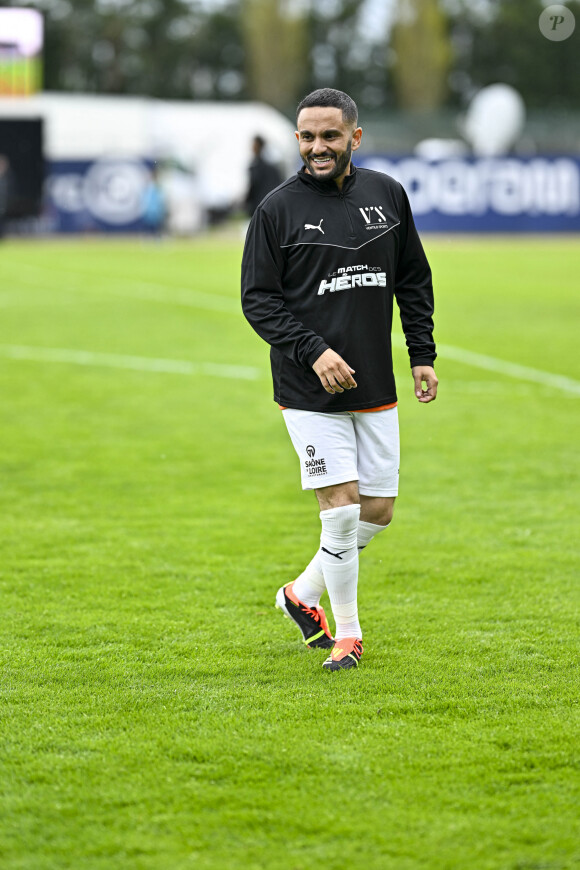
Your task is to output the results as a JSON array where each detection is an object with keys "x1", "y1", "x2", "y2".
[
  {"x1": 245, "y1": 135, "x2": 282, "y2": 216},
  {"x1": 141, "y1": 166, "x2": 166, "y2": 236},
  {"x1": 0, "y1": 154, "x2": 15, "y2": 238}
]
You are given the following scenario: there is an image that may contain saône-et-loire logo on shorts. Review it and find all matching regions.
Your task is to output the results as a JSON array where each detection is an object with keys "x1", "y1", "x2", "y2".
[{"x1": 305, "y1": 444, "x2": 327, "y2": 477}]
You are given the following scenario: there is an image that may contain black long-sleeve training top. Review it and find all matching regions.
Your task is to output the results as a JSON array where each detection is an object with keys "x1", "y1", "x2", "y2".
[{"x1": 241, "y1": 165, "x2": 436, "y2": 412}]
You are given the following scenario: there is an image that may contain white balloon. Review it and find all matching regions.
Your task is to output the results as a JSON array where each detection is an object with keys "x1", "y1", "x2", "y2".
[{"x1": 463, "y1": 84, "x2": 526, "y2": 157}]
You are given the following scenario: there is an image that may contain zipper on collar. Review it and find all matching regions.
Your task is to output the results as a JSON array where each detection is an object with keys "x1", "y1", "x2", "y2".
[
  {"x1": 298, "y1": 165, "x2": 358, "y2": 196},
  {"x1": 338, "y1": 189, "x2": 356, "y2": 239}
]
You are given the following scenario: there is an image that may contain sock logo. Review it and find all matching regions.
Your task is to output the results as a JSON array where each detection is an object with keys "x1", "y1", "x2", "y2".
[{"x1": 321, "y1": 547, "x2": 348, "y2": 560}]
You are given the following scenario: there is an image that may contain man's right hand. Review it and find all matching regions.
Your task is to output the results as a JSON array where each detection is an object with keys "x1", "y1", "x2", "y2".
[{"x1": 312, "y1": 349, "x2": 357, "y2": 394}]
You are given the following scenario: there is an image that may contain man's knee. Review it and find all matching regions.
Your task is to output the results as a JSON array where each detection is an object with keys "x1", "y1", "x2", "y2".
[
  {"x1": 360, "y1": 495, "x2": 395, "y2": 526},
  {"x1": 315, "y1": 480, "x2": 359, "y2": 511}
]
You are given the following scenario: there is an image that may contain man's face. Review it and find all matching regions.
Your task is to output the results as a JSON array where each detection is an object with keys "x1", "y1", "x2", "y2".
[{"x1": 295, "y1": 107, "x2": 362, "y2": 186}]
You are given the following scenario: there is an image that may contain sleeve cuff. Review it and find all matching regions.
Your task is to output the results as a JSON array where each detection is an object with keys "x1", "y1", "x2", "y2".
[
  {"x1": 409, "y1": 355, "x2": 437, "y2": 368},
  {"x1": 305, "y1": 341, "x2": 330, "y2": 369}
]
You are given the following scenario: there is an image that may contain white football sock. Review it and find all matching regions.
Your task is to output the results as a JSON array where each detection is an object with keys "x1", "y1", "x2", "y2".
[
  {"x1": 357, "y1": 519, "x2": 389, "y2": 551},
  {"x1": 319, "y1": 504, "x2": 361, "y2": 640},
  {"x1": 292, "y1": 555, "x2": 326, "y2": 607},
  {"x1": 293, "y1": 519, "x2": 389, "y2": 607}
]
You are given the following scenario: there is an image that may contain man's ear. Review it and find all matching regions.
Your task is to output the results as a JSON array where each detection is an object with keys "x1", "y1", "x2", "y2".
[
  {"x1": 351, "y1": 127, "x2": 363, "y2": 152},
  {"x1": 295, "y1": 130, "x2": 300, "y2": 143}
]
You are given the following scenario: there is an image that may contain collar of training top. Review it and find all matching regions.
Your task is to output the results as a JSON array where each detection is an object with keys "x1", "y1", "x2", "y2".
[{"x1": 297, "y1": 164, "x2": 358, "y2": 195}]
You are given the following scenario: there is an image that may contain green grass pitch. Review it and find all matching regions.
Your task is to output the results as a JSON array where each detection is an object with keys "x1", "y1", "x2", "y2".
[{"x1": 0, "y1": 232, "x2": 578, "y2": 869}]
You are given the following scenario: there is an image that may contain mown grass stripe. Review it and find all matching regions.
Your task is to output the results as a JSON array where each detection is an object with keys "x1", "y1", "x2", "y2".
[
  {"x1": 1, "y1": 265, "x2": 241, "y2": 314},
  {"x1": 4, "y1": 260, "x2": 579, "y2": 394},
  {"x1": 392, "y1": 334, "x2": 580, "y2": 395},
  {"x1": 0, "y1": 344, "x2": 261, "y2": 381}
]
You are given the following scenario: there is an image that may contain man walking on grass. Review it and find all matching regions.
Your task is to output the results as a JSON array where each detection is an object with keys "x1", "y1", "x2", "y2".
[{"x1": 241, "y1": 88, "x2": 437, "y2": 671}]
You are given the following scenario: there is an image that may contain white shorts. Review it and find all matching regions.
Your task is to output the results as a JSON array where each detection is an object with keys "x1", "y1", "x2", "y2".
[{"x1": 282, "y1": 407, "x2": 399, "y2": 496}]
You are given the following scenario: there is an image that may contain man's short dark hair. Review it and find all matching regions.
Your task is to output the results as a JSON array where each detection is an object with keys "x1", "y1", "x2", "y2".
[{"x1": 296, "y1": 89, "x2": 358, "y2": 127}]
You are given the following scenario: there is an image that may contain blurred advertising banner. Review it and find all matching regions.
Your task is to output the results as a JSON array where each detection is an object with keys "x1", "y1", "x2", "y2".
[
  {"x1": 358, "y1": 156, "x2": 580, "y2": 232},
  {"x1": 40, "y1": 155, "x2": 580, "y2": 234},
  {"x1": 0, "y1": 9, "x2": 43, "y2": 96},
  {"x1": 45, "y1": 160, "x2": 151, "y2": 233},
  {"x1": 43, "y1": 159, "x2": 203, "y2": 235}
]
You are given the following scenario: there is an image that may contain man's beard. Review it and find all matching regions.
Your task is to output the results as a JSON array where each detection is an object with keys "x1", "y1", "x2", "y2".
[{"x1": 303, "y1": 139, "x2": 352, "y2": 181}]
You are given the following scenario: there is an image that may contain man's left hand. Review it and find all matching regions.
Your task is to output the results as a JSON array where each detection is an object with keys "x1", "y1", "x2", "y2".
[{"x1": 412, "y1": 365, "x2": 438, "y2": 403}]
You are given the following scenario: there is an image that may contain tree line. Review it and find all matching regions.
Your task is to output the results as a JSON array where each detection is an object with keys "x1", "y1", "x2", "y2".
[{"x1": 6, "y1": 0, "x2": 580, "y2": 117}]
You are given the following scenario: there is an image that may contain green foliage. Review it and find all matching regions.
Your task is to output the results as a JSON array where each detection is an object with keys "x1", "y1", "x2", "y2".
[
  {"x1": 302, "y1": 0, "x2": 395, "y2": 112},
  {"x1": 8, "y1": 0, "x2": 247, "y2": 100},
  {"x1": 392, "y1": 0, "x2": 452, "y2": 110},
  {"x1": 446, "y1": 0, "x2": 580, "y2": 109},
  {"x1": 241, "y1": 0, "x2": 309, "y2": 113},
  {"x1": 0, "y1": 234, "x2": 579, "y2": 868},
  {"x1": 5, "y1": 0, "x2": 580, "y2": 113}
]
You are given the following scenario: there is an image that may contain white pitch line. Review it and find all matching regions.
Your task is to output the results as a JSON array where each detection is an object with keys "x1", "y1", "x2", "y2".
[
  {"x1": 111, "y1": 282, "x2": 240, "y2": 313},
  {"x1": 4, "y1": 339, "x2": 578, "y2": 395},
  {"x1": 1, "y1": 262, "x2": 240, "y2": 314},
  {"x1": 0, "y1": 345, "x2": 261, "y2": 381},
  {"x1": 393, "y1": 334, "x2": 580, "y2": 395},
  {"x1": 3, "y1": 260, "x2": 578, "y2": 395}
]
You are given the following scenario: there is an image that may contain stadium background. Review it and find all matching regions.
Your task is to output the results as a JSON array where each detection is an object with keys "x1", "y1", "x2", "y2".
[{"x1": 1, "y1": 2, "x2": 579, "y2": 869}]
